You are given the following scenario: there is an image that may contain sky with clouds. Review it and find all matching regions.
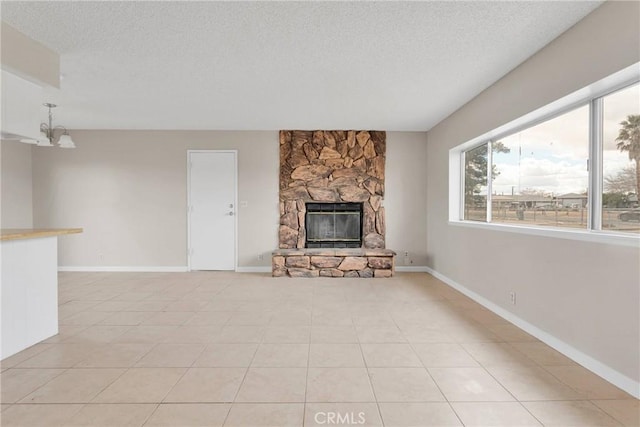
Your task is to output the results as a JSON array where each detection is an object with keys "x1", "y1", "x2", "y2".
[{"x1": 489, "y1": 83, "x2": 639, "y2": 196}]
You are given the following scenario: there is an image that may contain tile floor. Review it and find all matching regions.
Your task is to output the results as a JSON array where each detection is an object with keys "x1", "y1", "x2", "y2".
[{"x1": 0, "y1": 272, "x2": 637, "y2": 426}]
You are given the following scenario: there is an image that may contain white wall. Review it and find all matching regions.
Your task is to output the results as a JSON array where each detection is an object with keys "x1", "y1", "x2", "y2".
[
  {"x1": 1, "y1": 140, "x2": 33, "y2": 228},
  {"x1": 31, "y1": 130, "x2": 428, "y2": 269},
  {"x1": 426, "y1": 1, "x2": 640, "y2": 392}
]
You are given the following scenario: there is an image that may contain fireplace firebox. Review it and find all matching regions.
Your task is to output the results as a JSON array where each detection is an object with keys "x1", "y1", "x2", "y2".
[{"x1": 305, "y1": 203, "x2": 363, "y2": 248}]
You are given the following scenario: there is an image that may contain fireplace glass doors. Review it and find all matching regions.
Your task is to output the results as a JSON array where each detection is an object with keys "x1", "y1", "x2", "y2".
[{"x1": 305, "y1": 203, "x2": 363, "y2": 248}]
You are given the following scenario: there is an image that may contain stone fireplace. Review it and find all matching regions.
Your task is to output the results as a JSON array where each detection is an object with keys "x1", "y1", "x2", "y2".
[{"x1": 273, "y1": 130, "x2": 395, "y2": 278}]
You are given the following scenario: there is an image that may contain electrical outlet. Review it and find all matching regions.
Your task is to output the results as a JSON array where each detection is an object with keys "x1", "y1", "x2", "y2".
[
  {"x1": 258, "y1": 254, "x2": 264, "y2": 260},
  {"x1": 404, "y1": 251, "x2": 409, "y2": 257},
  {"x1": 509, "y1": 292, "x2": 516, "y2": 305}
]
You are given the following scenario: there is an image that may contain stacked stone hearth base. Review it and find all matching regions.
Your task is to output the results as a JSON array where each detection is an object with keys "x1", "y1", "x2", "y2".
[{"x1": 272, "y1": 248, "x2": 396, "y2": 278}]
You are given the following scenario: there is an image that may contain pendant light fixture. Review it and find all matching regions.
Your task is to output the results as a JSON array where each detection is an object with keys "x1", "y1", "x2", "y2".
[{"x1": 20, "y1": 103, "x2": 76, "y2": 148}]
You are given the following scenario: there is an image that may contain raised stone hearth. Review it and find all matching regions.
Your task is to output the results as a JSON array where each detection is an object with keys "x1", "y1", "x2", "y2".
[{"x1": 272, "y1": 248, "x2": 396, "y2": 278}]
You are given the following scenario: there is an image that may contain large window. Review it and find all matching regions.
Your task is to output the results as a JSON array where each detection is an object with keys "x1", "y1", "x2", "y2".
[{"x1": 456, "y1": 65, "x2": 640, "y2": 240}]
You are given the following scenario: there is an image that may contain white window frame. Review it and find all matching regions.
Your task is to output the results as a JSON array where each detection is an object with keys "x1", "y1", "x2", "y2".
[{"x1": 449, "y1": 62, "x2": 640, "y2": 248}]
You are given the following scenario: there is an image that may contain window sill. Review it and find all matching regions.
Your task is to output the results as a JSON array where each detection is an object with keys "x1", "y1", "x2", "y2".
[{"x1": 449, "y1": 220, "x2": 640, "y2": 248}]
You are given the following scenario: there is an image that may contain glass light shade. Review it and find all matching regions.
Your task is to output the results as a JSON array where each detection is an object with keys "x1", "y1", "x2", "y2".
[
  {"x1": 36, "y1": 132, "x2": 53, "y2": 147},
  {"x1": 57, "y1": 134, "x2": 75, "y2": 148}
]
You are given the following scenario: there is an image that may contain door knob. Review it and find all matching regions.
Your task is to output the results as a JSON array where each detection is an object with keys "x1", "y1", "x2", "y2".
[{"x1": 228, "y1": 211, "x2": 235, "y2": 216}]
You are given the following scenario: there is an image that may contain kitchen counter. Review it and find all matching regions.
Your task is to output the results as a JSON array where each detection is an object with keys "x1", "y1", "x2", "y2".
[
  {"x1": 1, "y1": 228, "x2": 83, "y2": 241},
  {"x1": 1, "y1": 227, "x2": 82, "y2": 359}
]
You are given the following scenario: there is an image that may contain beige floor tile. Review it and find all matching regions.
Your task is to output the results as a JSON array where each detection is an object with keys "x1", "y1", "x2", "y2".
[
  {"x1": 429, "y1": 367, "x2": 514, "y2": 402},
  {"x1": 226, "y1": 311, "x2": 273, "y2": 326},
  {"x1": 60, "y1": 311, "x2": 112, "y2": 326},
  {"x1": 270, "y1": 311, "x2": 312, "y2": 326},
  {"x1": 523, "y1": 400, "x2": 622, "y2": 426},
  {"x1": 263, "y1": 326, "x2": 311, "y2": 343},
  {"x1": 445, "y1": 325, "x2": 501, "y2": 343},
  {"x1": 135, "y1": 343, "x2": 205, "y2": 367},
  {"x1": 486, "y1": 365, "x2": 585, "y2": 401},
  {"x1": 224, "y1": 403, "x2": 304, "y2": 426},
  {"x1": 486, "y1": 324, "x2": 538, "y2": 342},
  {"x1": 546, "y1": 365, "x2": 633, "y2": 399},
  {"x1": 93, "y1": 367, "x2": 185, "y2": 403},
  {"x1": 251, "y1": 344, "x2": 308, "y2": 368},
  {"x1": 304, "y1": 402, "x2": 383, "y2": 426},
  {"x1": 309, "y1": 343, "x2": 365, "y2": 367},
  {"x1": 369, "y1": 367, "x2": 445, "y2": 402},
  {"x1": 162, "y1": 325, "x2": 222, "y2": 343},
  {"x1": 307, "y1": 367, "x2": 375, "y2": 402},
  {"x1": 378, "y1": 402, "x2": 463, "y2": 426},
  {"x1": 145, "y1": 403, "x2": 230, "y2": 426},
  {"x1": 57, "y1": 302, "x2": 100, "y2": 320},
  {"x1": 311, "y1": 326, "x2": 359, "y2": 343},
  {"x1": 1, "y1": 403, "x2": 11, "y2": 411},
  {"x1": 164, "y1": 300, "x2": 211, "y2": 312},
  {"x1": 112, "y1": 292, "x2": 155, "y2": 301},
  {"x1": 65, "y1": 403, "x2": 157, "y2": 426},
  {"x1": 235, "y1": 368, "x2": 306, "y2": 403},
  {"x1": 0, "y1": 403, "x2": 83, "y2": 426},
  {"x1": 113, "y1": 325, "x2": 179, "y2": 343},
  {"x1": 592, "y1": 399, "x2": 640, "y2": 426},
  {"x1": 510, "y1": 341, "x2": 577, "y2": 366},
  {"x1": 312, "y1": 312, "x2": 353, "y2": 326},
  {"x1": 76, "y1": 343, "x2": 154, "y2": 368},
  {"x1": 352, "y1": 313, "x2": 396, "y2": 326},
  {"x1": 356, "y1": 326, "x2": 407, "y2": 343},
  {"x1": 164, "y1": 367, "x2": 246, "y2": 402},
  {"x1": 62, "y1": 325, "x2": 132, "y2": 344},
  {"x1": 193, "y1": 344, "x2": 258, "y2": 367},
  {"x1": 461, "y1": 342, "x2": 536, "y2": 367},
  {"x1": 451, "y1": 402, "x2": 542, "y2": 426},
  {"x1": 142, "y1": 311, "x2": 196, "y2": 326},
  {"x1": 99, "y1": 311, "x2": 156, "y2": 326},
  {"x1": 43, "y1": 325, "x2": 90, "y2": 344},
  {"x1": 91, "y1": 300, "x2": 136, "y2": 311},
  {"x1": 15, "y1": 343, "x2": 103, "y2": 368},
  {"x1": 20, "y1": 368, "x2": 124, "y2": 403},
  {"x1": 213, "y1": 326, "x2": 265, "y2": 343},
  {"x1": 0, "y1": 368, "x2": 65, "y2": 403},
  {"x1": 399, "y1": 326, "x2": 455, "y2": 343},
  {"x1": 360, "y1": 343, "x2": 422, "y2": 367},
  {"x1": 411, "y1": 343, "x2": 480, "y2": 367},
  {"x1": 186, "y1": 311, "x2": 234, "y2": 326},
  {"x1": 3, "y1": 272, "x2": 630, "y2": 426}
]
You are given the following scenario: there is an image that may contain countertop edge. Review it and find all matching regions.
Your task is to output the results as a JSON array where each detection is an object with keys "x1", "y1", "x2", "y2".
[{"x1": 1, "y1": 228, "x2": 83, "y2": 242}]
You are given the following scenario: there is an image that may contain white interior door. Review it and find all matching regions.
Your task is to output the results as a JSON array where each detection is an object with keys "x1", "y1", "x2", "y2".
[{"x1": 188, "y1": 151, "x2": 236, "y2": 270}]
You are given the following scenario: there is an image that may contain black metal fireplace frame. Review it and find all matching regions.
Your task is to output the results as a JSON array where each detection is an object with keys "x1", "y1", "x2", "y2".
[{"x1": 305, "y1": 202, "x2": 363, "y2": 248}]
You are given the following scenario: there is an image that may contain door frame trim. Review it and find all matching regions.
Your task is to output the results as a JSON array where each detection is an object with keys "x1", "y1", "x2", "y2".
[{"x1": 186, "y1": 149, "x2": 238, "y2": 272}]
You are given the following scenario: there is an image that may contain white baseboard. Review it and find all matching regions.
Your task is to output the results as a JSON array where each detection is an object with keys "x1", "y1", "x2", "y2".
[
  {"x1": 58, "y1": 266, "x2": 189, "y2": 272},
  {"x1": 424, "y1": 266, "x2": 640, "y2": 399},
  {"x1": 235, "y1": 266, "x2": 271, "y2": 273},
  {"x1": 395, "y1": 266, "x2": 431, "y2": 272}
]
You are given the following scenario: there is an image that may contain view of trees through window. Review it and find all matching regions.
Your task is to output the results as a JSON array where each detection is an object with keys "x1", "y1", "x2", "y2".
[
  {"x1": 602, "y1": 83, "x2": 640, "y2": 232},
  {"x1": 463, "y1": 82, "x2": 639, "y2": 234}
]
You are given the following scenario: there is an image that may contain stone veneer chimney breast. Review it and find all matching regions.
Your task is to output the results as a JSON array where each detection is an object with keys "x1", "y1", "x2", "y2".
[{"x1": 278, "y1": 130, "x2": 386, "y2": 250}]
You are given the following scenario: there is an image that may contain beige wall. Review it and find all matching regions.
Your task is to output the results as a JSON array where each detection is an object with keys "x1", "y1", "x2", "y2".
[
  {"x1": 1, "y1": 140, "x2": 33, "y2": 228},
  {"x1": 31, "y1": 130, "x2": 428, "y2": 269},
  {"x1": 426, "y1": 1, "x2": 640, "y2": 386},
  {"x1": 1, "y1": 22, "x2": 59, "y2": 88},
  {"x1": 386, "y1": 131, "x2": 428, "y2": 266}
]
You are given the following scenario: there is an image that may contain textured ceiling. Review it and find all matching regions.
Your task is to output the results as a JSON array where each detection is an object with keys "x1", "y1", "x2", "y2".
[{"x1": 1, "y1": 1, "x2": 602, "y2": 131}]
